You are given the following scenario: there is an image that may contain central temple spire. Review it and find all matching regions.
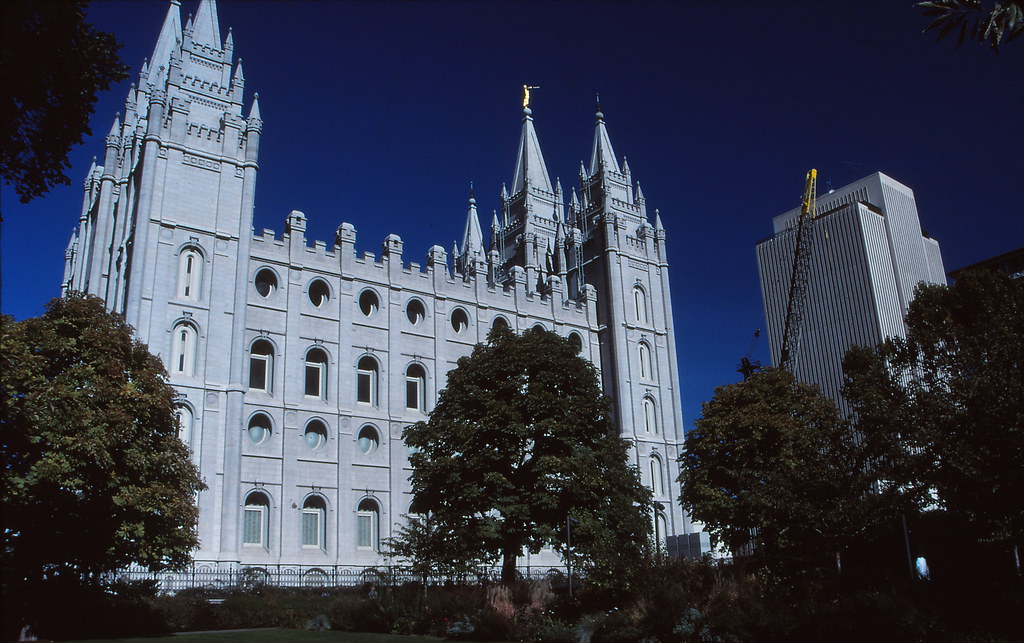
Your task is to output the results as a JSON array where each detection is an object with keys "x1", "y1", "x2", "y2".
[
  {"x1": 589, "y1": 97, "x2": 620, "y2": 175},
  {"x1": 511, "y1": 101, "x2": 553, "y2": 195}
]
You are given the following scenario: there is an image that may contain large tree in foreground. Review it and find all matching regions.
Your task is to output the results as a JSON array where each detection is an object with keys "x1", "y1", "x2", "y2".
[
  {"x1": 1, "y1": 296, "x2": 204, "y2": 605},
  {"x1": 843, "y1": 271, "x2": 1024, "y2": 557},
  {"x1": 918, "y1": 0, "x2": 1024, "y2": 53},
  {"x1": 0, "y1": 0, "x2": 127, "y2": 203},
  {"x1": 401, "y1": 327, "x2": 652, "y2": 586},
  {"x1": 679, "y1": 368, "x2": 890, "y2": 576}
]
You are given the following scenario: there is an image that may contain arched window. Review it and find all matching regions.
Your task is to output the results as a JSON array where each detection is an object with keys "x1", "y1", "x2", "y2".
[
  {"x1": 650, "y1": 455, "x2": 665, "y2": 497},
  {"x1": 357, "y1": 425, "x2": 379, "y2": 454},
  {"x1": 308, "y1": 279, "x2": 331, "y2": 307},
  {"x1": 491, "y1": 316, "x2": 509, "y2": 332},
  {"x1": 171, "y1": 322, "x2": 198, "y2": 376},
  {"x1": 177, "y1": 246, "x2": 203, "y2": 300},
  {"x1": 638, "y1": 342, "x2": 652, "y2": 380},
  {"x1": 247, "y1": 413, "x2": 272, "y2": 445},
  {"x1": 654, "y1": 511, "x2": 668, "y2": 550},
  {"x1": 406, "y1": 364, "x2": 426, "y2": 411},
  {"x1": 633, "y1": 286, "x2": 648, "y2": 323},
  {"x1": 305, "y1": 348, "x2": 329, "y2": 399},
  {"x1": 357, "y1": 498, "x2": 380, "y2": 550},
  {"x1": 249, "y1": 339, "x2": 274, "y2": 392},
  {"x1": 643, "y1": 397, "x2": 658, "y2": 434},
  {"x1": 304, "y1": 419, "x2": 327, "y2": 450},
  {"x1": 301, "y1": 495, "x2": 327, "y2": 548},
  {"x1": 243, "y1": 491, "x2": 270, "y2": 547},
  {"x1": 451, "y1": 308, "x2": 470, "y2": 334},
  {"x1": 568, "y1": 332, "x2": 583, "y2": 354},
  {"x1": 356, "y1": 356, "x2": 378, "y2": 405},
  {"x1": 175, "y1": 405, "x2": 194, "y2": 447}
]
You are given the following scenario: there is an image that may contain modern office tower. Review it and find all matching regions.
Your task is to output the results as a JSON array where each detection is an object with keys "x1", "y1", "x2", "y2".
[{"x1": 756, "y1": 172, "x2": 946, "y2": 412}]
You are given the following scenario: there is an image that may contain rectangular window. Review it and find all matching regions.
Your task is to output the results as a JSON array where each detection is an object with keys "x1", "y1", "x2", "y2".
[
  {"x1": 250, "y1": 357, "x2": 267, "y2": 390},
  {"x1": 243, "y1": 508, "x2": 263, "y2": 545},
  {"x1": 406, "y1": 379, "x2": 419, "y2": 410},
  {"x1": 357, "y1": 371, "x2": 371, "y2": 403},
  {"x1": 305, "y1": 363, "x2": 322, "y2": 397},
  {"x1": 301, "y1": 510, "x2": 320, "y2": 547},
  {"x1": 357, "y1": 513, "x2": 372, "y2": 548}
]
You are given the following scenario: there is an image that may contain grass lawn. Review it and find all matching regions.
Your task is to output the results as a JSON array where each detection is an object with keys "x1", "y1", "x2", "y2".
[{"x1": 69, "y1": 630, "x2": 445, "y2": 643}]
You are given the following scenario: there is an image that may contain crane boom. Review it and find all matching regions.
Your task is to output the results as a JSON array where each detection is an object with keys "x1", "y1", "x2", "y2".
[{"x1": 779, "y1": 169, "x2": 818, "y2": 373}]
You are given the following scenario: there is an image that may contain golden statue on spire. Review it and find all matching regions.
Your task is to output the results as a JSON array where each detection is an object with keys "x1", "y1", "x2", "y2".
[{"x1": 522, "y1": 85, "x2": 540, "y2": 109}]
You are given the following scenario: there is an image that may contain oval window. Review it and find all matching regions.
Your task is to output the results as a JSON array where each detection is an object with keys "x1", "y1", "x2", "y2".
[
  {"x1": 308, "y1": 279, "x2": 330, "y2": 307},
  {"x1": 304, "y1": 420, "x2": 327, "y2": 449},
  {"x1": 358, "y1": 290, "x2": 379, "y2": 316},
  {"x1": 451, "y1": 308, "x2": 469, "y2": 334},
  {"x1": 406, "y1": 299, "x2": 425, "y2": 325},
  {"x1": 254, "y1": 269, "x2": 278, "y2": 297},
  {"x1": 247, "y1": 413, "x2": 272, "y2": 445},
  {"x1": 357, "y1": 425, "x2": 379, "y2": 453}
]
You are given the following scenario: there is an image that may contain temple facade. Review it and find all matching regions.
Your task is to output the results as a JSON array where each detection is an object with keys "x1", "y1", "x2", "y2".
[{"x1": 62, "y1": 0, "x2": 703, "y2": 577}]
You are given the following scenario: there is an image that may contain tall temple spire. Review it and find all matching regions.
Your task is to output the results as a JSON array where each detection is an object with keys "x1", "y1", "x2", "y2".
[
  {"x1": 511, "y1": 103, "x2": 553, "y2": 194},
  {"x1": 589, "y1": 97, "x2": 620, "y2": 175},
  {"x1": 150, "y1": 0, "x2": 182, "y2": 82},
  {"x1": 192, "y1": 0, "x2": 223, "y2": 49}
]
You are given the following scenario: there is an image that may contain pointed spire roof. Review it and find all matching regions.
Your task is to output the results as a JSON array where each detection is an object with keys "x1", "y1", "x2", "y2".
[
  {"x1": 511, "y1": 106, "x2": 553, "y2": 194},
  {"x1": 192, "y1": 0, "x2": 222, "y2": 49},
  {"x1": 654, "y1": 209, "x2": 664, "y2": 231},
  {"x1": 233, "y1": 59, "x2": 244, "y2": 84},
  {"x1": 150, "y1": 0, "x2": 182, "y2": 80},
  {"x1": 248, "y1": 92, "x2": 261, "y2": 120},
  {"x1": 589, "y1": 98, "x2": 620, "y2": 175},
  {"x1": 635, "y1": 181, "x2": 645, "y2": 203},
  {"x1": 107, "y1": 114, "x2": 121, "y2": 140},
  {"x1": 461, "y1": 186, "x2": 484, "y2": 258}
]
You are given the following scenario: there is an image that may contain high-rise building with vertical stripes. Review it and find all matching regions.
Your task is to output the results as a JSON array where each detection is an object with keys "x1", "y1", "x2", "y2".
[{"x1": 756, "y1": 172, "x2": 946, "y2": 412}]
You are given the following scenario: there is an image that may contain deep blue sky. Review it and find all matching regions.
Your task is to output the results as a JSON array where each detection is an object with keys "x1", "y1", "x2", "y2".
[{"x1": 3, "y1": 0, "x2": 1022, "y2": 428}]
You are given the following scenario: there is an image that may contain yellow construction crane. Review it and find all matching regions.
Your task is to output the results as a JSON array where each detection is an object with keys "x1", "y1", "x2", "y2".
[{"x1": 779, "y1": 169, "x2": 818, "y2": 373}]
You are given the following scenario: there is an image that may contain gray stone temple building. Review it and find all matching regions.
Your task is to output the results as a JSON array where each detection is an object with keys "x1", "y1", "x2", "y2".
[{"x1": 62, "y1": 0, "x2": 703, "y2": 578}]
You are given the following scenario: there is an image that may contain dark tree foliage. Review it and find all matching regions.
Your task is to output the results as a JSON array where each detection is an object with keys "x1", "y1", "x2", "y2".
[
  {"x1": 0, "y1": 295, "x2": 204, "y2": 594},
  {"x1": 679, "y1": 368, "x2": 890, "y2": 576},
  {"x1": 401, "y1": 326, "x2": 652, "y2": 586},
  {"x1": 918, "y1": 0, "x2": 1024, "y2": 52},
  {"x1": 0, "y1": 0, "x2": 128, "y2": 203},
  {"x1": 843, "y1": 271, "x2": 1024, "y2": 549}
]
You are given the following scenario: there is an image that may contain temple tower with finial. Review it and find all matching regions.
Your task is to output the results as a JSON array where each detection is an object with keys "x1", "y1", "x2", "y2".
[
  {"x1": 63, "y1": 0, "x2": 262, "y2": 562},
  {"x1": 62, "y1": 5, "x2": 705, "y2": 576}
]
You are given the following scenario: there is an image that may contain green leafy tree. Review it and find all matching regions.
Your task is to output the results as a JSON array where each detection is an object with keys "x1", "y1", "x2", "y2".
[
  {"x1": 1, "y1": 295, "x2": 204, "y2": 629},
  {"x1": 918, "y1": 0, "x2": 1024, "y2": 52},
  {"x1": 843, "y1": 271, "x2": 1024, "y2": 554},
  {"x1": 679, "y1": 368, "x2": 889, "y2": 576},
  {"x1": 1, "y1": 0, "x2": 128, "y2": 203},
  {"x1": 401, "y1": 326, "x2": 652, "y2": 586}
]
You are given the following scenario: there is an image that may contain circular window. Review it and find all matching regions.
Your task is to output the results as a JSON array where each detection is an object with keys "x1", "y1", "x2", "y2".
[
  {"x1": 406, "y1": 299, "x2": 425, "y2": 325},
  {"x1": 304, "y1": 419, "x2": 327, "y2": 449},
  {"x1": 451, "y1": 308, "x2": 469, "y2": 334},
  {"x1": 358, "y1": 290, "x2": 379, "y2": 316},
  {"x1": 357, "y1": 425, "x2": 379, "y2": 453},
  {"x1": 568, "y1": 332, "x2": 583, "y2": 353},
  {"x1": 254, "y1": 269, "x2": 278, "y2": 297},
  {"x1": 308, "y1": 279, "x2": 330, "y2": 307},
  {"x1": 491, "y1": 316, "x2": 509, "y2": 331},
  {"x1": 247, "y1": 413, "x2": 272, "y2": 444}
]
